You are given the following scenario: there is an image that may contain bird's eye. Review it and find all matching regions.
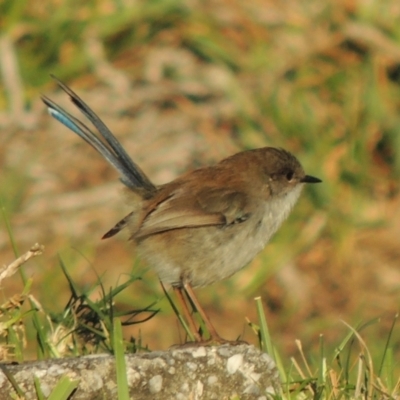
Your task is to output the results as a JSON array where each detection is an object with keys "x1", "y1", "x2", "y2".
[{"x1": 286, "y1": 171, "x2": 294, "y2": 181}]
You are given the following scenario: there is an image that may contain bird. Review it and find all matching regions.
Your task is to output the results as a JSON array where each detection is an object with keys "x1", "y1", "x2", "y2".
[{"x1": 41, "y1": 76, "x2": 321, "y2": 343}]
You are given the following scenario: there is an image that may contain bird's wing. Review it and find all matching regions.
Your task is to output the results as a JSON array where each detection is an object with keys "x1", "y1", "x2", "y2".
[{"x1": 133, "y1": 186, "x2": 250, "y2": 239}]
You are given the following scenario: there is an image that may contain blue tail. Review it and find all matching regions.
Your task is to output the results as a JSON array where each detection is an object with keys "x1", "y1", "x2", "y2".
[{"x1": 41, "y1": 75, "x2": 156, "y2": 192}]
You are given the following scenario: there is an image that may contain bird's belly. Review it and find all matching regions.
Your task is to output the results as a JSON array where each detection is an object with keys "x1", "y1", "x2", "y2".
[
  {"x1": 137, "y1": 227, "x2": 260, "y2": 287},
  {"x1": 136, "y1": 196, "x2": 298, "y2": 288}
]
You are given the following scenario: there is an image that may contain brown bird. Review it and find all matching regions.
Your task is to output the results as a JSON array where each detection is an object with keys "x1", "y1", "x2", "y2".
[{"x1": 42, "y1": 76, "x2": 321, "y2": 343}]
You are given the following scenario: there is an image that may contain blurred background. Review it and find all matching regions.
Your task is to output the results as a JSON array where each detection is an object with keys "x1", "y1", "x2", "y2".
[{"x1": 1, "y1": 0, "x2": 400, "y2": 365}]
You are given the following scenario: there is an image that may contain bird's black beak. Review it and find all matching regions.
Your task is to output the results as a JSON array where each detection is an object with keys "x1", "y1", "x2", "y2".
[{"x1": 301, "y1": 175, "x2": 322, "y2": 184}]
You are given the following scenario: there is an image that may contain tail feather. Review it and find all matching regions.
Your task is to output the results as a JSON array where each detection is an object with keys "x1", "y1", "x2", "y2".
[
  {"x1": 41, "y1": 75, "x2": 156, "y2": 192},
  {"x1": 102, "y1": 211, "x2": 134, "y2": 239}
]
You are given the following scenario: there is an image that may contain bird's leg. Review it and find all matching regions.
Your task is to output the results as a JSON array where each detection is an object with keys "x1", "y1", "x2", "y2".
[
  {"x1": 183, "y1": 282, "x2": 226, "y2": 343},
  {"x1": 173, "y1": 286, "x2": 202, "y2": 342}
]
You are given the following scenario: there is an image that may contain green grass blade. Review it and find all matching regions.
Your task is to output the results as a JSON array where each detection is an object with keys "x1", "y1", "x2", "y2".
[
  {"x1": 254, "y1": 297, "x2": 288, "y2": 383},
  {"x1": 318, "y1": 334, "x2": 325, "y2": 386},
  {"x1": 47, "y1": 376, "x2": 79, "y2": 400},
  {"x1": 58, "y1": 256, "x2": 80, "y2": 299},
  {"x1": 34, "y1": 375, "x2": 46, "y2": 400},
  {"x1": 0, "y1": 364, "x2": 24, "y2": 398},
  {"x1": 0, "y1": 198, "x2": 19, "y2": 257},
  {"x1": 255, "y1": 297, "x2": 273, "y2": 357},
  {"x1": 113, "y1": 318, "x2": 129, "y2": 400},
  {"x1": 378, "y1": 313, "x2": 398, "y2": 377},
  {"x1": 161, "y1": 282, "x2": 196, "y2": 342}
]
